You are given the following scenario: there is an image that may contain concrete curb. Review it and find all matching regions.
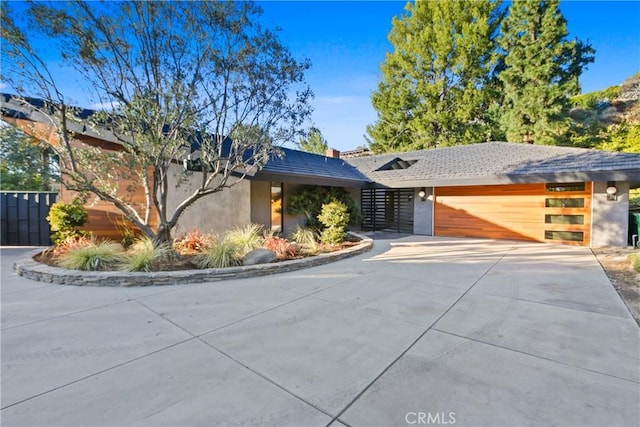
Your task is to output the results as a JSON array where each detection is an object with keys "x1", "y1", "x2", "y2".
[{"x1": 14, "y1": 232, "x2": 373, "y2": 287}]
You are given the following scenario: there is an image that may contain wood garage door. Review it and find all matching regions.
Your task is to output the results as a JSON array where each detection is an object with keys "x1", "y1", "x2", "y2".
[{"x1": 434, "y1": 183, "x2": 592, "y2": 246}]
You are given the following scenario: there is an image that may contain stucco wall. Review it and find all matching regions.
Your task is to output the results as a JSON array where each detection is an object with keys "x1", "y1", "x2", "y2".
[
  {"x1": 591, "y1": 181, "x2": 630, "y2": 247},
  {"x1": 166, "y1": 164, "x2": 251, "y2": 237},
  {"x1": 413, "y1": 187, "x2": 433, "y2": 235},
  {"x1": 250, "y1": 181, "x2": 271, "y2": 231},
  {"x1": 251, "y1": 183, "x2": 363, "y2": 235}
]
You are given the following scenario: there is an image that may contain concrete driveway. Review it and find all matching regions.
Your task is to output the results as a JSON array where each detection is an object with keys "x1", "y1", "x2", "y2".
[{"x1": 1, "y1": 236, "x2": 639, "y2": 426}]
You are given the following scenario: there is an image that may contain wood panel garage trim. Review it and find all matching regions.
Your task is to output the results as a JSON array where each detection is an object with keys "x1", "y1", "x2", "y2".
[{"x1": 433, "y1": 183, "x2": 592, "y2": 246}]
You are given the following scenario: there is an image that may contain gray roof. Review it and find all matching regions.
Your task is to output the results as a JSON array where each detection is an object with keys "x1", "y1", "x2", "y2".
[
  {"x1": 346, "y1": 142, "x2": 640, "y2": 187},
  {"x1": 256, "y1": 148, "x2": 370, "y2": 187},
  {"x1": 5, "y1": 92, "x2": 640, "y2": 188},
  {"x1": 1, "y1": 93, "x2": 123, "y2": 144}
]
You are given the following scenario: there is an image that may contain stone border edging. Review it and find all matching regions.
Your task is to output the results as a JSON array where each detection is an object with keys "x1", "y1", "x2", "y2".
[{"x1": 14, "y1": 232, "x2": 373, "y2": 287}]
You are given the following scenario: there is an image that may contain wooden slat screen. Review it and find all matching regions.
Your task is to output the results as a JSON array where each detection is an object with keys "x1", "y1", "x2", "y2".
[{"x1": 361, "y1": 188, "x2": 414, "y2": 233}]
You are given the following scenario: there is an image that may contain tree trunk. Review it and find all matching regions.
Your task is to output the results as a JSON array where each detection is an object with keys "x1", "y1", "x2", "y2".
[{"x1": 155, "y1": 224, "x2": 173, "y2": 247}]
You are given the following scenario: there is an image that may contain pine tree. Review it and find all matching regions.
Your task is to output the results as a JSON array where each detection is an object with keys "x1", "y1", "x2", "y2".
[
  {"x1": 497, "y1": 0, "x2": 594, "y2": 144},
  {"x1": 367, "y1": 0, "x2": 504, "y2": 153},
  {"x1": 297, "y1": 126, "x2": 329, "y2": 154}
]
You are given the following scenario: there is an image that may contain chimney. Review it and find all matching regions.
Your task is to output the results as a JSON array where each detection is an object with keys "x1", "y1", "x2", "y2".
[{"x1": 326, "y1": 148, "x2": 341, "y2": 158}]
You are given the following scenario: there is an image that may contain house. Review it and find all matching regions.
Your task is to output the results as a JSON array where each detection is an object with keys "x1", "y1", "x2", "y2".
[
  {"x1": 0, "y1": 94, "x2": 368, "y2": 240},
  {"x1": 2, "y1": 94, "x2": 640, "y2": 247},
  {"x1": 345, "y1": 143, "x2": 640, "y2": 247}
]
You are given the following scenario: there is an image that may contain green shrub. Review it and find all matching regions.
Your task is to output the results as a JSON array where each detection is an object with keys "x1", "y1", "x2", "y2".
[
  {"x1": 224, "y1": 223, "x2": 265, "y2": 257},
  {"x1": 288, "y1": 226, "x2": 318, "y2": 254},
  {"x1": 57, "y1": 239, "x2": 124, "y2": 271},
  {"x1": 628, "y1": 253, "x2": 640, "y2": 272},
  {"x1": 121, "y1": 237, "x2": 172, "y2": 272},
  {"x1": 113, "y1": 215, "x2": 138, "y2": 249},
  {"x1": 320, "y1": 226, "x2": 347, "y2": 246},
  {"x1": 47, "y1": 198, "x2": 88, "y2": 244},
  {"x1": 630, "y1": 189, "x2": 640, "y2": 207},
  {"x1": 570, "y1": 85, "x2": 621, "y2": 109},
  {"x1": 287, "y1": 186, "x2": 362, "y2": 228},
  {"x1": 194, "y1": 239, "x2": 241, "y2": 268},
  {"x1": 318, "y1": 200, "x2": 349, "y2": 244}
]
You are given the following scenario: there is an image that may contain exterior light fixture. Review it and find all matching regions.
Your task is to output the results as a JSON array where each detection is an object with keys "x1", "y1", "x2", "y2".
[
  {"x1": 183, "y1": 154, "x2": 192, "y2": 171},
  {"x1": 606, "y1": 181, "x2": 617, "y2": 201},
  {"x1": 418, "y1": 188, "x2": 427, "y2": 201}
]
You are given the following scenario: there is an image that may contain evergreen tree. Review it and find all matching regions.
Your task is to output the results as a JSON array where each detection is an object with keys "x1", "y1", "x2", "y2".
[
  {"x1": 367, "y1": 0, "x2": 504, "y2": 153},
  {"x1": 497, "y1": 0, "x2": 594, "y2": 144},
  {"x1": 0, "y1": 124, "x2": 58, "y2": 191},
  {"x1": 297, "y1": 126, "x2": 328, "y2": 154}
]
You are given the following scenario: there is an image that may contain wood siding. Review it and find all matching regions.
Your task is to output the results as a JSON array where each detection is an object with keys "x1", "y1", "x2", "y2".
[
  {"x1": 5, "y1": 117, "x2": 157, "y2": 240},
  {"x1": 434, "y1": 183, "x2": 592, "y2": 246}
]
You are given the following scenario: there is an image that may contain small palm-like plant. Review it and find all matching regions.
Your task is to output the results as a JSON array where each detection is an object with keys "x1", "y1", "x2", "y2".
[
  {"x1": 121, "y1": 237, "x2": 173, "y2": 272},
  {"x1": 289, "y1": 226, "x2": 318, "y2": 255},
  {"x1": 194, "y1": 239, "x2": 242, "y2": 268},
  {"x1": 57, "y1": 239, "x2": 125, "y2": 271},
  {"x1": 225, "y1": 223, "x2": 265, "y2": 257}
]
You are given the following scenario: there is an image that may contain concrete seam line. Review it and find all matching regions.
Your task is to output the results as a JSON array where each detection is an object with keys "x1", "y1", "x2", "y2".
[
  {"x1": 197, "y1": 338, "x2": 337, "y2": 422},
  {"x1": 193, "y1": 275, "x2": 371, "y2": 337},
  {"x1": 470, "y1": 288, "x2": 632, "y2": 320},
  {"x1": 431, "y1": 328, "x2": 640, "y2": 385},
  {"x1": 0, "y1": 298, "x2": 135, "y2": 332},
  {"x1": 327, "y1": 244, "x2": 518, "y2": 427},
  {"x1": 132, "y1": 272, "x2": 378, "y2": 344},
  {"x1": 0, "y1": 337, "x2": 196, "y2": 411},
  {"x1": 132, "y1": 299, "x2": 201, "y2": 339}
]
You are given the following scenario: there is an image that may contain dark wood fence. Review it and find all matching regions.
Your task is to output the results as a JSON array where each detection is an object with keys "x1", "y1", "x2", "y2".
[{"x1": 1, "y1": 192, "x2": 58, "y2": 246}]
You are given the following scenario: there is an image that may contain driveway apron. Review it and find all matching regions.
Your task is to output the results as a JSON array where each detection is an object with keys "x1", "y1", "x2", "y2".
[{"x1": 1, "y1": 237, "x2": 638, "y2": 427}]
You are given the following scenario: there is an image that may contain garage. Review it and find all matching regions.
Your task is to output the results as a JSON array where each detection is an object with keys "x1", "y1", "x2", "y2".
[
  {"x1": 434, "y1": 182, "x2": 592, "y2": 245},
  {"x1": 345, "y1": 142, "x2": 637, "y2": 247}
]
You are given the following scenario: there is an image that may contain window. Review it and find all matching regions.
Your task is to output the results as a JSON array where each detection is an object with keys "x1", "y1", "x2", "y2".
[
  {"x1": 545, "y1": 183, "x2": 585, "y2": 192},
  {"x1": 545, "y1": 198, "x2": 585, "y2": 208},
  {"x1": 545, "y1": 214, "x2": 584, "y2": 225},
  {"x1": 376, "y1": 158, "x2": 418, "y2": 171},
  {"x1": 270, "y1": 182, "x2": 283, "y2": 233},
  {"x1": 544, "y1": 230, "x2": 584, "y2": 242}
]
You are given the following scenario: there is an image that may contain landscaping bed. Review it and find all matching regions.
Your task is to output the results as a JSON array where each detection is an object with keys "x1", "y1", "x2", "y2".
[
  {"x1": 16, "y1": 232, "x2": 373, "y2": 287},
  {"x1": 593, "y1": 246, "x2": 640, "y2": 325},
  {"x1": 34, "y1": 237, "x2": 362, "y2": 271}
]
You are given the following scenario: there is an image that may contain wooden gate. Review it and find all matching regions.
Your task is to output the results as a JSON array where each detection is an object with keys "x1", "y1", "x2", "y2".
[{"x1": 361, "y1": 188, "x2": 414, "y2": 233}]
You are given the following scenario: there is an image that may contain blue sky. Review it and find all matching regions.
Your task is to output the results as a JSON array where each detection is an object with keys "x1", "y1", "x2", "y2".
[
  {"x1": 3, "y1": 1, "x2": 639, "y2": 152},
  {"x1": 259, "y1": 1, "x2": 640, "y2": 151}
]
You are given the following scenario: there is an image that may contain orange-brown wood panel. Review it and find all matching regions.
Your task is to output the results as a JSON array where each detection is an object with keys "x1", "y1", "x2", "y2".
[
  {"x1": 434, "y1": 183, "x2": 592, "y2": 246},
  {"x1": 5, "y1": 118, "x2": 157, "y2": 239}
]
